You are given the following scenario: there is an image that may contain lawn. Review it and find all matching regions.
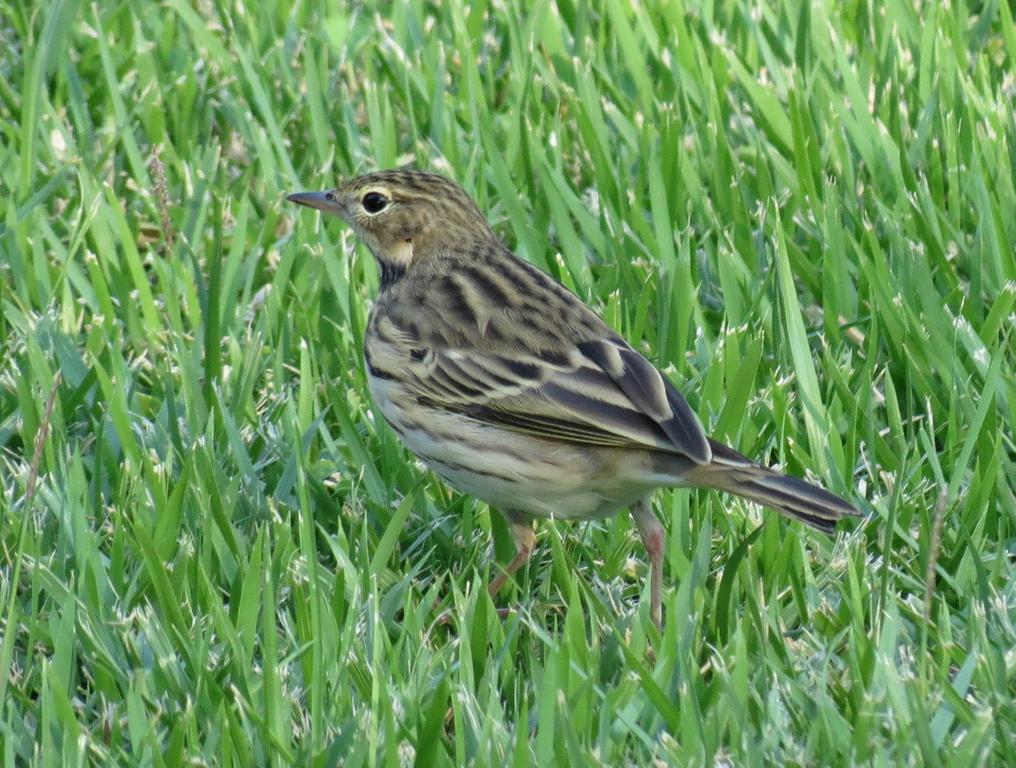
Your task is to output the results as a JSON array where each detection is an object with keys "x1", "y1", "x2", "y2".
[{"x1": 1, "y1": 0, "x2": 1014, "y2": 765}]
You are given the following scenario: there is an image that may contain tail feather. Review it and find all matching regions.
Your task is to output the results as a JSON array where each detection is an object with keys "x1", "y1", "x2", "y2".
[{"x1": 690, "y1": 439, "x2": 860, "y2": 532}]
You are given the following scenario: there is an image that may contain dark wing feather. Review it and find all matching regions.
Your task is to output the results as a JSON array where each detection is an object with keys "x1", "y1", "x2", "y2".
[
  {"x1": 375, "y1": 255, "x2": 711, "y2": 463},
  {"x1": 577, "y1": 338, "x2": 711, "y2": 463},
  {"x1": 399, "y1": 340, "x2": 710, "y2": 462}
]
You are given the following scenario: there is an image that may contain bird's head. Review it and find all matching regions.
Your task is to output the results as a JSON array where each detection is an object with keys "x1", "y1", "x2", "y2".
[{"x1": 288, "y1": 169, "x2": 496, "y2": 288}]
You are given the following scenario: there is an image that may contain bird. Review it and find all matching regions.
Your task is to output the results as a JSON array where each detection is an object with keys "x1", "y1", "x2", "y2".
[{"x1": 287, "y1": 169, "x2": 859, "y2": 629}]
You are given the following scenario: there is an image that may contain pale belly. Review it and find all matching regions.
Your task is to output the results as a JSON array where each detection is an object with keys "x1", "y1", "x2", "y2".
[{"x1": 367, "y1": 372, "x2": 656, "y2": 520}]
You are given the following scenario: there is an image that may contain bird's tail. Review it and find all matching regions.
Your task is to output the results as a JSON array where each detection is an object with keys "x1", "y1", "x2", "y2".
[{"x1": 686, "y1": 439, "x2": 860, "y2": 532}]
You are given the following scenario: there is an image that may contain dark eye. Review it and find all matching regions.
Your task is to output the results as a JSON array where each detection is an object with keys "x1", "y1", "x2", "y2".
[{"x1": 361, "y1": 191, "x2": 389, "y2": 214}]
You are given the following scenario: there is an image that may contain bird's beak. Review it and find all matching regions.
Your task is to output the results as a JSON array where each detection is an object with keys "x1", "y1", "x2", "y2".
[{"x1": 286, "y1": 190, "x2": 343, "y2": 216}]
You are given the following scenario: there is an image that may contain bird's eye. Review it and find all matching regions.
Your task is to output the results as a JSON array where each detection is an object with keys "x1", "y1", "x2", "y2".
[
  {"x1": 325, "y1": 191, "x2": 335, "y2": 201},
  {"x1": 361, "y1": 192, "x2": 389, "y2": 214}
]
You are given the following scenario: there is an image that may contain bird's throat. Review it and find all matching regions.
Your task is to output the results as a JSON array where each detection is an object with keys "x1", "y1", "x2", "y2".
[
  {"x1": 374, "y1": 239, "x2": 413, "y2": 291},
  {"x1": 378, "y1": 259, "x2": 407, "y2": 290}
]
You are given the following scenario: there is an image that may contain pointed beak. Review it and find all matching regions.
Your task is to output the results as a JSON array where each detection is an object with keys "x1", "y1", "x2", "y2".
[{"x1": 286, "y1": 190, "x2": 343, "y2": 216}]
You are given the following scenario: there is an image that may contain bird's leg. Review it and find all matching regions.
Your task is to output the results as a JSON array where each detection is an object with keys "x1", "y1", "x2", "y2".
[
  {"x1": 631, "y1": 498, "x2": 665, "y2": 630},
  {"x1": 435, "y1": 513, "x2": 535, "y2": 627},
  {"x1": 487, "y1": 511, "x2": 536, "y2": 598}
]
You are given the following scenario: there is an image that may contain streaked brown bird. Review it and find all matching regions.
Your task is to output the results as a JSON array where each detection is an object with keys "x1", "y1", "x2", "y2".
[{"x1": 288, "y1": 169, "x2": 858, "y2": 629}]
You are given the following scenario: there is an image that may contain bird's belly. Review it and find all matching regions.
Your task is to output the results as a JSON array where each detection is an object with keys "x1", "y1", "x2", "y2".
[{"x1": 367, "y1": 373, "x2": 650, "y2": 520}]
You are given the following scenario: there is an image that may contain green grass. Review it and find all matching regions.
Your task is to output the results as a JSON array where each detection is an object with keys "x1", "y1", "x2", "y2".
[{"x1": 1, "y1": 0, "x2": 1014, "y2": 764}]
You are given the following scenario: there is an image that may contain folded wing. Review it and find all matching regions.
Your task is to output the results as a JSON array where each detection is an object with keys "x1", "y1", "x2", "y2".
[{"x1": 402, "y1": 334, "x2": 712, "y2": 465}]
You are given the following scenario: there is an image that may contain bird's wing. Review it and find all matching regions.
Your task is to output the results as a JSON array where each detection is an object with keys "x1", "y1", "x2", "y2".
[{"x1": 396, "y1": 333, "x2": 712, "y2": 464}]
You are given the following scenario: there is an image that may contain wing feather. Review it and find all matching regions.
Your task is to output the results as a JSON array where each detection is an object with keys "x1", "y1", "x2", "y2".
[
  {"x1": 578, "y1": 339, "x2": 711, "y2": 463},
  {"x1": 397, "y1": 335, "x2": 710, "y2": 462},
  {"x1": 374, "y1": 259, "x2": 710, "y2": 462},
  {"x1": 585, "y1": 341, "x2": 711, "y2": 461}
]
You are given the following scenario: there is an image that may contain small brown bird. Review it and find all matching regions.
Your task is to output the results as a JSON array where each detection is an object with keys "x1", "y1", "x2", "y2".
[{"x1": 288, "y1": 169, "x2": 858, "y2": 628}]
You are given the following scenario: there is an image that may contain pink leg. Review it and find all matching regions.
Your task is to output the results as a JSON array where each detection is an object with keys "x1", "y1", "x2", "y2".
[
  {"x1": 488, "y1": 512, "x2": 536, "y2": 598},
  {"x1": 631, "y1": 498, "x2": 665, "y2": 630}
]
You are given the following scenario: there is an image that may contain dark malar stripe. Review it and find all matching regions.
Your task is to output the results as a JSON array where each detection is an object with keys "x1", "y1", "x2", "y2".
[{"x1": 379, "y1": 260, "x2": 407, "y2": 289}]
